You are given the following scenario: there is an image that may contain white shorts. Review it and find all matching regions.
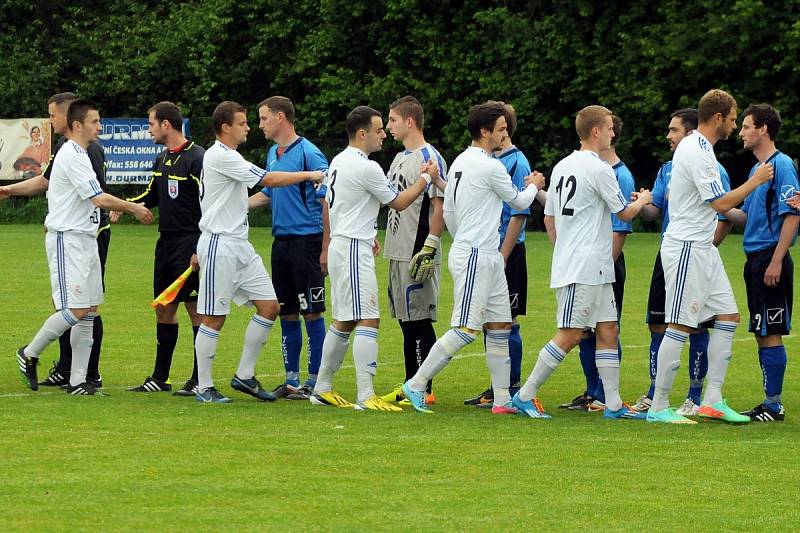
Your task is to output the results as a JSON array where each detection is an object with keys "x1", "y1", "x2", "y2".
[
  {"x1": 388, "y1": 259, "x2": 439, "y2": 322},
  {"x1": 555, "y1": 283, "x2": 617, "y2": 329},
  {"x1": 661, "y1": 237, "x2": 737, "y2": 327},
  {"x1": 46, "y1": 231, "x2": 103, "y2": 310},
  {"x1": 328, "y1": 237, "x2": 380, "y2": 321},
  {"x1": 197, "y1": 233, "x2": 276, "y2": 316},
  {"x1": 449, "y1": 245, "x2": 511, "y2": 330}
]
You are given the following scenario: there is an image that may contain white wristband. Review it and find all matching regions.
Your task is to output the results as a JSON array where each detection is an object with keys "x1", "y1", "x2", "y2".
[{"x1": 420, "y1": 172, "x2": 432, "y2": 185}]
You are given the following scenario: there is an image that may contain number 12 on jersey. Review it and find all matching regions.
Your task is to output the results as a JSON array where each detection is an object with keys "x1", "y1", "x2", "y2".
[{"x1": 555, "y1": 175, "x2": 577, "y2": 216}]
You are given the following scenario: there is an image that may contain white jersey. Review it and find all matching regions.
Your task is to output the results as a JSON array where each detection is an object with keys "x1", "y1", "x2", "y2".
[
  {"x1": 199, "y1": 140, "x2": 266, "y2": 240},
  {"x1": 384, "y1": 143, "x2": 446, "y2": 261},
  {"x1": 45, "y1": 139, "x2": 103, "y2": 237},
  {"x1": 443, "y1": 146, "x2": 537, "y2": 251},
  {"x1": 544, "y1": 150, "x2": 627, "y2": 288},
  {"x1": 665, "y1": 131, "x2": 726, "y2": 245},
  {"x1": 325, "y1": 146, "x2": 399, "y2": 241}
]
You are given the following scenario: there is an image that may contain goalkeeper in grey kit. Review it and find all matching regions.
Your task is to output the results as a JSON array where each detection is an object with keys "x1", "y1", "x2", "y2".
[{"x1": 379, "y1": 96, "x2": 447, "y2": 406}]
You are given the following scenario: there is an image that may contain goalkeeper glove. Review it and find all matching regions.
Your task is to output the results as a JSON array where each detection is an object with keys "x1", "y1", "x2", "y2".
[{"x1": 408, "y1": 234, "x2": 440, "y2": 281}]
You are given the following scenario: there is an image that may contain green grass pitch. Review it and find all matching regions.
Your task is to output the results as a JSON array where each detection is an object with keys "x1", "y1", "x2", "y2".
[{"x1": 1, "y1": 224, "x2": 797, "y2": 531}]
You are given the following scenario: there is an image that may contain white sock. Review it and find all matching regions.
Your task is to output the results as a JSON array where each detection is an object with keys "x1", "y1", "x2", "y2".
[
  {"x1": 703, "y1": 321, "x2": 737, "y2": 405},
  {"x1": 353, "y1": 326, "x2": 379, "y2": 403},
  {"x1": 314, "y1": 326, "x2": 351, "y2": 393},
  {"x1": 485, "y1": 329, "x2": 511, "y2": 406},
  {"x1": 26, "y1": 309, "x2": 79, "y2": 358},
  {"x1": 236, "y1": 315, "x2": 274, "y2": 380},
  {"x1": 195, "y1": 325, "x2": 220, "y2": 390},
  {"x1": 519, "y1": 341, "x2": 565, "y2": 401},
  {"x1": 69, "y1": 313, "x2": 95, "y2": 386},
  {"x1": 595, "y1": 348, "x2": 622, "y2": 411},
  {"x1": 409, "y1": 328, "x2": 475, "y2": 391},
  {"x1": 651, "y1": 328, "x2": 688, "y2": 412}
]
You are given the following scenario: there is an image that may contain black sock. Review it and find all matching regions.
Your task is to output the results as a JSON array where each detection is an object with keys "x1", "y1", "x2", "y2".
[
  {"x1": 152, "y1": 322, "x2": 179, "y2": 382},
  {"x1": 87, "y1": 315, "x2": 103, "y2": 380},
  {"x1": 190, "y1": 325, "x2": 200, "y2": 382},
  {"x1": 399, "y1": 319, "x2": 437, "y2": 393},
  {"x1": 57, "y1": 331, "x2": 72, "y2": 374}
]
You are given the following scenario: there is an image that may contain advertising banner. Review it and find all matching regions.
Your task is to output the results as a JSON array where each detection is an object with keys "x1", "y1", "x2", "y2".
[{"x1": 0, "y1": 118, "x2": 52, "y2": 180}]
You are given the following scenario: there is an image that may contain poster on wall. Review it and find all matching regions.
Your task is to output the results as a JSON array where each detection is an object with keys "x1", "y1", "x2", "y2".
[{"x1": 0, "y1": 118, "x2": 51, "y2": 180}]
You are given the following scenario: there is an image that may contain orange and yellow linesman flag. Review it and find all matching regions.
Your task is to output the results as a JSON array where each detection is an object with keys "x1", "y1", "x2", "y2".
[{"x1": 151, "y1": 266, "x2": 195, "y2": 308}]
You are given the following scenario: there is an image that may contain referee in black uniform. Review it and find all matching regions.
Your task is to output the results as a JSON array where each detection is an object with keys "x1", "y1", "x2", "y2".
[
  {"x1": 38, "y1": 92, "x2": 109, "y2": 388},
  {"x1": 123, "y1": 102, "x2": 205, "y2": 396}
]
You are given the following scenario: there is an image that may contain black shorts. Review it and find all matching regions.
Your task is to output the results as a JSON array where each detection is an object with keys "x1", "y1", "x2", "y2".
[
  {"x1": 97, "y1": 225, "x2": 111, "y2": 291},
  {"x1": 612, "y1": 251, "x2": 625, "y2": 318},
  {"x1": 744, "y1": 247, "x2": 793, "y2": 336},
  {"x1": 647, "y1": 251, "x2": 714, "y2": 329},
  {"x1": 153, "y1": 232, "x2": 200, "y2": 301},
  {"x1": 272, "y1": 235, "x2": 326, "y2": 316},
  {"x1": 505, "y1": 242, "x2": 527, "y2": 318}
]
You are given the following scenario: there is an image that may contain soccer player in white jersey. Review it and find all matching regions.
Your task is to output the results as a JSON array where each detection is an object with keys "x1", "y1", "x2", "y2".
[
  {"x1": 401, "y1": 101, "x2": 545, "y2": 415},
  {"x1": 194, "y1": 101, "x2": 324, "y2": 403},
  {"x1": 379, "y1": 96, "x2": 447, "y2": 407},
  {"x1": 513, "y1": 105, "x2": 652, "y2": 420},
  {"x1": 1, "y1": 99, "x2": 154, "y2": 395},
  {"x1": 647, "y1": 89, "x2": 773, "y2": 424},
  {"x1": 310, "y1": 105, "x2": 437, "y2": 411}
]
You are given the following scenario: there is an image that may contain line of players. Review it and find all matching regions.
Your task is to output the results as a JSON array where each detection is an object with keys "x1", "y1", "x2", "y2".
[{"x1": 4, "y1": 89, "x2": 796, "y2": 423}]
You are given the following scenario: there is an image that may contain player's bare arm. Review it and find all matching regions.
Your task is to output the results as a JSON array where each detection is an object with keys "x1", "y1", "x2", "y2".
[
  {"x1": 0, "y1": 174, "x2": 50, "y2": 199},
  {"x1": 764, "y1": 214, "x2": 800, "y2": 287},
  {"x1": 500, "y1": 215, "x2": 526, "y2": 261},
  {"x1": 544, "y1": 214, "x2": 556, "y2": 244},
  {"x1": 711, "y1": 163, "x2": 774, "y2": 213},
  {"x1": 92, "y1": 193, "x2": 154, "y2": 224},
  {"x1": 248, "y1": 191, "x2": 270, "y2": 210},
  {"x1": 615, "y1": 188, "x2": 652, "y2": 222},
  {"x1": 786, "y1": 190, "x2": 800, "y2": 210},
  {"x1": 386, "y1": 160, "x2": 435, "y2": 211},
  {"x1": 259, "y1": 170, "x2": 324, "y2": 188},
  {"x1": 712, "y1": 219, "x2": 734, "y2": 247}
]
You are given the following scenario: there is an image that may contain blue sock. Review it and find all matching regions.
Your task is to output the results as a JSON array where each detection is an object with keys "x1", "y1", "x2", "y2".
[
  {"x1": 304, "y1": 316, "x2": 326, "y2": 387},
  {"x1": 760, "y1": 345, "x2": 787, "y2": 408},
  {"x1": 647, "y1": 331, "x2": 664, "y2": 399},
  {"x1": 578, "y1": 337, "x2": 599, "y2": 398},
  {"x1": 509, "y1": 323, "x2": 522, "y2": 388},
  {"x1": 280, "y1": 319, "x2": 302, "y2": 387},
  {"x1": 687, "y1": 330, "x2": 709, "y2": 403}
]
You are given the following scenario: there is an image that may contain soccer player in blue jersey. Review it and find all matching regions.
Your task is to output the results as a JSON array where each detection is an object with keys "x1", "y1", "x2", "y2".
[
  {"x1": 631, "y1": 109, "x2": 734, "y2": 415},
  {"x1": 731, "y1": 104, "x2": 799, "y2": 422},
  {"x1": 559, "y1": 114, "x2": 636, "y2": 411},
  {"x1": 464, "y1": 103, "x2": 546, "y2": 407},
  {"x1": 248, "y1": 96, "x2": 330, "y2": 400}
]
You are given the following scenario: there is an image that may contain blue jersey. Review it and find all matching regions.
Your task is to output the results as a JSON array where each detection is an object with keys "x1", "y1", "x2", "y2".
[
  {"x1": 611, "y1": 161, "x2": 635, "y2": 233},
  {"x1": 742, "y1": 151, "x2": 800, "y2": 253},
  {"x1": 260, "y1": 137, "x2": 329, "y2": 237},
  {"x1": 496, "y1": 146, "x2": 531, "y2": 246},
  {"x1": 651, "y1": 160, "x2": 731, "y2": 236}
]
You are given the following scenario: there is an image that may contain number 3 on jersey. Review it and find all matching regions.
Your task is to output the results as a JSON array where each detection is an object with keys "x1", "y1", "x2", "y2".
[
  {"x1": 555, "y1": 175, "x2": 577, "y2": 216},
  {"x1": 327, "y1": 169, "x2": 337, "y2": 208}
]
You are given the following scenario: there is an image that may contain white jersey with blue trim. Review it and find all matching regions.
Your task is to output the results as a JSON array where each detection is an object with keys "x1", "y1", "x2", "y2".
[
  {"x1": 665, "y1": 131, "x2": 727, "y2": 245},
  {"x1": 45, "y1": 139, "x2": 102, "y2": 237},
  {"x1": 199, "y1": 140, "x2": 266, "y2": 240},
  {"x1": 544, "y1": 150, "x2": 627, "y2": 288},
  {"x1": 384, "y1": 143, "x2": 446, "y2": 261},
  {"x1": 444, "y1": 146, "x2": 533, "y2": 252},
  {"x1": 325, "y1": 146, "x2": 399, "y2": 241}
]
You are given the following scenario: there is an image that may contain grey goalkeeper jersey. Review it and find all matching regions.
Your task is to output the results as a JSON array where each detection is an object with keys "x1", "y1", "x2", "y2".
[{"x1": 384, "y1": 143, "x2": 447, "y2": 261}]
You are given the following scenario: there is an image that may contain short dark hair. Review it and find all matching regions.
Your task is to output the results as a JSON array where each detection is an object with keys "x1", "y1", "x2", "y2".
[
  {"x1": 389, "y1": 96, "x2": 424, "y2": 130},
  {"x1": 66, "y1": 99, "x2": 97, "y2": 131},
  {"x1": 258, "y1": 96, "x2": 295, "y2": 124},
  {"x1": 610, "y1": 115, "x2": 623, "y2": 146},
  {"x1": 743, "y1": 103, "x2": 781, "y2": 141},
  {"x1": 501, "y1": 103, "x2": 518, "y2": 138},
  {"x1": 467, "y1": 101, "x2": 506, "y2": 141},
  {"x1": 212, "y1": 101, "x2": 246, "y2": 135},
  {"x1": 670, "y1": 108, "x2": 698, "y2": 132},
  {"x1": 148, "y1": 101, "x2": 183, "y2": 131},
  {"x1": 47, "y1": 92, "x2": 78, "y2": 107},
  {"x1": 698, "y1": 89, "x2": 737, "y2": 123},
  {"x1": 346, "y1": 106, "x2": 381, "y2": 140}
]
